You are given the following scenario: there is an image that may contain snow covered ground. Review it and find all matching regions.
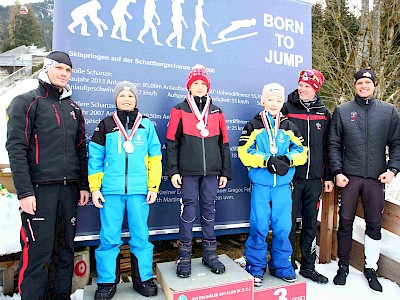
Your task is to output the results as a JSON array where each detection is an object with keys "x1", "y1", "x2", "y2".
[{"x1": 1, "y1": 80, "x2": 399, "y2": 299}]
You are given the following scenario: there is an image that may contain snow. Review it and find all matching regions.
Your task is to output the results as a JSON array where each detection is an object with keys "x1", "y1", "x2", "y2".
[{"x1": 1, "y1": 81, "x2": 399, "y2": 299}]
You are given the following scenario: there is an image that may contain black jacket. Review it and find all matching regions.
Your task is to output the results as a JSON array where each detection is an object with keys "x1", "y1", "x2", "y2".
[
  {"x1": 6, "y1": 80, "x2": 89, "y2": 199},
  {"x1": 328, "y1": 95, "x2": 400, "y2": 179},
  {"x1": 282, "y1": 90, "x2": 333, "y2": 181},
  {"x1": 166, "y1": 97, "x2": 232, "y2": 179}
]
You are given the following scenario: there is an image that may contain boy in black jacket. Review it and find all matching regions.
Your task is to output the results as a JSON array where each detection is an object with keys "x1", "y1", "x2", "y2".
[{"x1": 166, "y1": 64, "x2": 232, "y2": 278}]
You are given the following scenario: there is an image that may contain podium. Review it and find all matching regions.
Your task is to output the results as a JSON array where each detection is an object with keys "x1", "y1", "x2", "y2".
[{"x1": 83, "y1": 254, "x2": 307, "y2": 299}]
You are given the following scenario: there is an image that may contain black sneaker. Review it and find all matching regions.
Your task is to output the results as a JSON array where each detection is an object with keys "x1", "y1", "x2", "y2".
[
  {"x1": 269, "y1": 268, "x2": 297, "y2": 283},
  {"x1": 133, "y1": 278, "x2": 158, "y2": 297},
  {"x1": 364, "y1": 268, "x2": 383, "y2": 292},
  {"x1": 94, "y1": 283, "x2": 117, "y2": 300},
  {"x1": 253, "y1": 275, "x2": 263, "y2": 287},
  {"x1": 333, "y1": 265, "x2": 349, "y2": 286},
  {"x1": 299, "y1": 268, "x2": 328, "y2": 284}
]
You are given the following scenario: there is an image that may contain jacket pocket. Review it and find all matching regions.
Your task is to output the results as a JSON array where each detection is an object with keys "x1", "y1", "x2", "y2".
[
  {"x1": 34, "y1": 134, "x2": 39, "y2": 164},
  {"x1": 52, "y1": 104, "x2": 61, "y2": 126}
]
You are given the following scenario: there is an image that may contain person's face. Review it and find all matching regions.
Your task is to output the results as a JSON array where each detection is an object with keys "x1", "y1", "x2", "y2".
[
  {"x1": 262, "y1": 95, "x2": 284, "y2": 116},
  {"x1": 355, "y1": 78, "x2": 375, "y2": 98},
  {"x1": 47, "y1": 63, "x2": 72, "y2": 89},
  {"x1": 189, "y1": 80, "x2": 208, "y2": 97},
  {"x1": 116, "y1": 90, "x2": 137, "y2": 111},
  {"x1": 298, "y1": 81, "x2": 316, "y2": 101}
]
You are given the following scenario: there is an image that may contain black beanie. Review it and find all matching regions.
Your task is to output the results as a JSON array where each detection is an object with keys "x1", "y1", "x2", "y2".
[
  {"x1": 354, "y1": 69, "x2": 376, "y2": 86},
  {"x1": 44, "y1": 51, "x2": 73, "y2": 69}
]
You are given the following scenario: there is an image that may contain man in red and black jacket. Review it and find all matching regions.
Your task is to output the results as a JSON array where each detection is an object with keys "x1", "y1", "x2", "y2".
[
  {"x1": 282, "y1": 69, "x2": 334, "y2": 284},
  {"x1": 6, "y1": 51, "x2": 89, "y2": 300}
]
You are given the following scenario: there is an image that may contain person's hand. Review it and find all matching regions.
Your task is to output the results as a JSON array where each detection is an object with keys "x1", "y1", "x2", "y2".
[
  {"x1": 378, "y1": 171, "x2": 395, "y2": 184},
  {"x1": 171, "y1": 174, "x2": 182, "y2": 188},
  {"x1": 78, "y1": 190, "x2": 90, "y2": 206},
  {"x1": 324, "y1": 181, "x2": 334, "y2": 193},
  {"x1": 146, "y1": 191, "x2": 158, "y2": 204},
  {"x1": 267, "y1": 156, "x2": 289, "y2": 176},
  {"x1": 335, "y1": 173, "x2": 349, "y2": 187},
  {"x1": 19, "y1": 195, "x2": 36, "y2": 215},
  {"x1": 218, "y1": 176, "x2": 228, "y2": 188},
  {"x1": 91, "y1": 190, "x2": 105, "y2": 208}
]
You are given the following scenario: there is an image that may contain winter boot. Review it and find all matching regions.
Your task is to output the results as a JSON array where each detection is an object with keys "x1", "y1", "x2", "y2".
[
  {"x1": 202, "y1": 239, "x2": 225, "y2": 274},
  {"x1": 333, "y1": 264, "x2": 349, "y2": 286},
  {"x1": 364, "y1": 268, "x2": 383, "y2": 292},
  {"x1": 94, "y1": 283, "x2": 117, "y2": 300},
  {"x1": 176, "y1": 241, "x2": 192, "y2": 278},
  {"x1": 299, "y1": 268, "x2": 328, "y2": 284},
  {"x1": 131, "y1": 253, "x2": 158, "y2": 297}
]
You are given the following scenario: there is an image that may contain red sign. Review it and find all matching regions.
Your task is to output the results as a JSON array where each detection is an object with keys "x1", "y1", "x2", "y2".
[{"x1": 20, "y1": 5, "x2": 29, "y2": 15}]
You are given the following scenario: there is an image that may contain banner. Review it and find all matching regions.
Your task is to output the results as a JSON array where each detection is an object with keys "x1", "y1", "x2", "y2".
[{"x1": 53, "y1": 0, "x2": 312, "y2": 240}]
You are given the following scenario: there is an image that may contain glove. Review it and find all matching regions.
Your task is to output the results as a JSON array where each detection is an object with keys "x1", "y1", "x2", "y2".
[
  {"x1": 267, "y1": 156, "x2": 290, "y2": 176},
  {"x1": 276, "y1": 155, "x2": 290, "y2": 166}
]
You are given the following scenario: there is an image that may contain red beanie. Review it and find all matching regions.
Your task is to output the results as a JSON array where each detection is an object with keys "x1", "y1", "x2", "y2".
[
  {"x1": 186, "y1": 64, "x2": 210, "y2": 91},
  {"x1": 298, "y1": 69, "x2": 325, "y2": 92}
]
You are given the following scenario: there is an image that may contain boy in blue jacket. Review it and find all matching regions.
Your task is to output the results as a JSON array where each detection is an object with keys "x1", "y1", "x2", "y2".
[
  {"x1": 238, "y1": 83, "x2": 307, "y2": 286},
  {"x1": 88, "y1": 81, "x2": 162, "y2": 299}
]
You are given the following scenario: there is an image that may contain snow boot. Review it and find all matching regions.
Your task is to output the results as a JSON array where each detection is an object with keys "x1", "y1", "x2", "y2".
[
  {"x1": 202, "y1": 239, "x2": 225, "y2": 274},
  {"x1": 131, "y1": 253, "x2": 158, "y2": 297},
  {"x1": 94, "y1": 283, "x2": 117, "y2": 300},
  {"x1": 299, "y1": 268, "x2": 328, "y2": 284},
  {"x1": 333, "y1": 264, "x2": 349, "y2": 286},
  {"x1": 176, "y1": 241, "x2": 192, "y2": 278},
  {"x1": 364, "y1": 268, "x2": 383, "y2": 292}
]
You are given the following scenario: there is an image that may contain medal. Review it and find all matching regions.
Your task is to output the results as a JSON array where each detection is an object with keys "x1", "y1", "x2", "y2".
[
  {"x1": 270, "y1": 146, "x2": 278, "y2": 155},
  {"x1": 261, "y1": 111, "x2": 281, "y2": 156},
  {"x1": 123, "y1": 141, "x2": 134, "y2": 153},
  {"x1": 200, "y1": 129, "x2": 209, "y2": 137},
  {"x1": 113, "y1": 111, "x2": 142, "y2": 154},
  {"x1": 187, "y1": 93, "x2": 211, "y2": 137}
]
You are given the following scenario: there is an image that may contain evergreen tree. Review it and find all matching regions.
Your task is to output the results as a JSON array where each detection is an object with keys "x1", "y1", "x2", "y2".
[{"x1": 2, "y1": 1, "x2": 43, "y2": 52}]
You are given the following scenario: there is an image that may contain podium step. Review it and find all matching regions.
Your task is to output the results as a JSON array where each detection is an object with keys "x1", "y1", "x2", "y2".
[
  {"x1": 83, "y1": 282, "x2": 167, "y2": 299},
  {"x1": 156, "y1": 254, "x2": 254, "y2": 300},
  {"x1": 254, "y1": 273, "x2": 306, "y2": 300}
]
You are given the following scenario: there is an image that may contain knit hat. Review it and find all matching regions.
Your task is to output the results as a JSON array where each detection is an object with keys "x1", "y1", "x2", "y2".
[
  {"x1": 186, "y1": 64, "x2": 211, "y2": 91},
  {"x1": 113, "y1": 81, "x2": 138, "y2": 104},
  {"x1": 262, "y1": 83, "x2": 285, "y2": 102},
  {"x1": 354, "y1": 69, "x2": 376, "y2": 86},
  {"x1": 298, "y1": 69, "x2": 325, "y2": 92},
  {"x1": 43, "y1": 51, "x2": 73, "y2": 72}
]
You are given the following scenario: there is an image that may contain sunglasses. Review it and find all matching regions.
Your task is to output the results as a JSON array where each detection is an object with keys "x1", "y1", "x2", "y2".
[{"x1": 299, "y1": 70, "x2": 320, "y2": 83}]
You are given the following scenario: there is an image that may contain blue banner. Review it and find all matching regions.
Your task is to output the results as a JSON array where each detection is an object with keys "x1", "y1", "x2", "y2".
[{"x1": 53, "y1": 0, "x2": 312, "y2": 240}]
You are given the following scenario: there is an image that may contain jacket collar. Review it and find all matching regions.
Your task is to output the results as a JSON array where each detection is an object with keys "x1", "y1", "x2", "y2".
[
  {"x1": 38, "y1": 71, "x2": 72, "y2": 100},
  {"x1": 287, "y1": 89, "x2": 325, "y2": 109}
]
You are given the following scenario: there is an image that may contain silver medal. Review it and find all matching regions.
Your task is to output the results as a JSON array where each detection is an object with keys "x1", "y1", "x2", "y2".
[
  {"x1": 196, "y1": 121, "x2": 206, "y2": 130},
  {"x1": 270, "y1": 146, "x2": 278, "y2": 155},
  {"x1": 123, "y1": 141, "x2": 134, "y2": 153},
  {"x1": 200, "y1": 129, "x2": 209, "y2": 137}
]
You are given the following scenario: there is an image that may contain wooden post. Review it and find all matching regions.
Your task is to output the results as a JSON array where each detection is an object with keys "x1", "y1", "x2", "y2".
[{"x1": 319, "y1": 188, "x2": 335, "y2": 263}]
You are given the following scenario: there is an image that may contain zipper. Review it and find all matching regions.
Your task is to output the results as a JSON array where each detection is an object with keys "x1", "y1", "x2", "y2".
[
  {"x1": 125, "y1": 115, "x2": 129, "y2": 194},
  {"x1": 202, "y1": 137, "x2": 206, "y2": 176},
  {"x1": 34, "y1": 134, "x2": 39, "y2": 164},
  {"x1": 52, "y1": 104, "x2": 61, "y2": 125},
  {"x1": 58, "y1": 99, "x2": 68, "y2": 183},
  {"x1": 365, "y1": 109, "x2": 368, "y2": 176},
  {"x1": 306, "y1": 108, "x2": 311, "y2": 179},
  {"x1": 27, "y1": 219, "x2": 36, "y2": 242}
]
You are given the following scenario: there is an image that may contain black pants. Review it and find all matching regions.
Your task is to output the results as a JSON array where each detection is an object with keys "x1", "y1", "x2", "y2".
[
  {"x1": 179, "y1": 175, "x2": 218, "y2": 243},
  {"x1": 289, "y1": 179, "x2": 322, "y2": 270},
  {"x1": 337, "y1": 175, "x2": 384, "y2": 266},
  {"x1": 19, "y1": 183, "x2": 79, "y2": 300}
]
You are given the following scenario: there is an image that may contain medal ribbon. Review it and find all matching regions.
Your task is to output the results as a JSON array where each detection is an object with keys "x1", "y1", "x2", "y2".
[
  {"x1": 260, "y1": 111, "x2": 281, "y2": 151},
  {"x1": 186, "y1": 93, "x2": 211, "y2": 128},
  {"x1": 113, "y1": 111, "x2": 142, "y2": 142}
]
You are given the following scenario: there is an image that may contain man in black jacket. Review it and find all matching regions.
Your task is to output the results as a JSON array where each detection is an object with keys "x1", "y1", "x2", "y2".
[
  {"x1": 6, "y1": 51, "x2": 89, "y2": 300},
  {"x1": 282, "y1": 69, "x2": 334, "y2": 284},
  {"x1": 329, "y1": 69, "x2": 400, "y2": 292}
]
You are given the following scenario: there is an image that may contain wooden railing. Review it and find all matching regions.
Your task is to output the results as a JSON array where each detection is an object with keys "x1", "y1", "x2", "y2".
[{"x1": 319, "y1": 188, "x2": 400, "y2": 284}]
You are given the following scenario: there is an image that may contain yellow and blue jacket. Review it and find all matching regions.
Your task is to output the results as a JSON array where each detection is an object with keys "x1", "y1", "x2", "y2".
[
  {"x1": 88, "y1": 109, "x2": 162, "y2": 195},
  {"x1": 238, "y1": 111, "x2": 308, "y2": 187}
]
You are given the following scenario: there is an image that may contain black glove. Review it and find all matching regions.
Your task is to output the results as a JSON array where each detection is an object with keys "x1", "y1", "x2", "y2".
[
  {"x1": 267, "y1": 156, "x2": 290, "y2": 176},
  {"x1": 276, "y1": 155, "x2": 290, "y2": 166}
]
